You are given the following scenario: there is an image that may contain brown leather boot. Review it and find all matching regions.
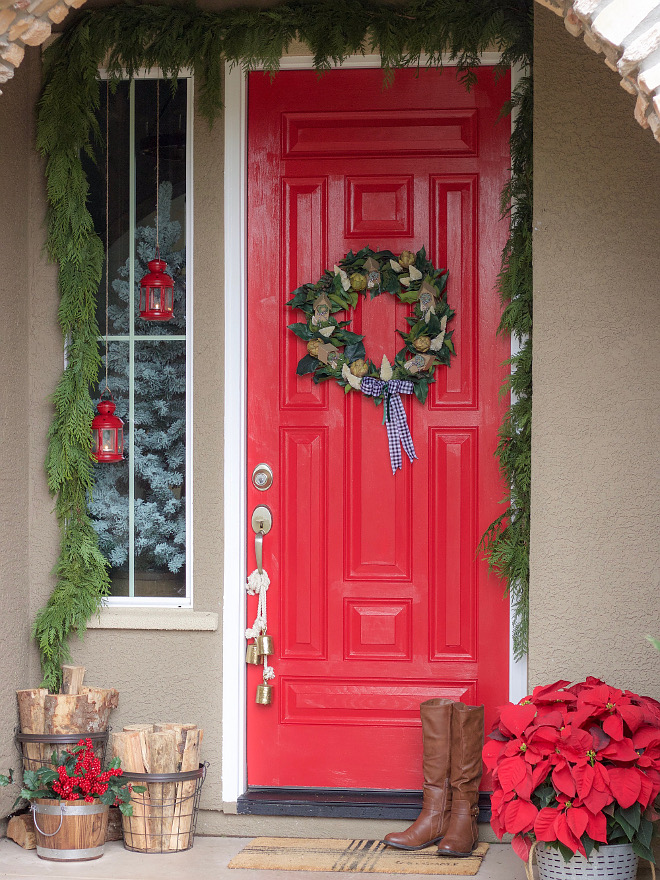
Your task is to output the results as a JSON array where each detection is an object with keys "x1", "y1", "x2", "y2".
[
  {"x1": 382, "y1": 698, "x2": 453, "y2": 850},
  {"x1": 436, "y1": 702, "x2": 484, "y2": 858}
]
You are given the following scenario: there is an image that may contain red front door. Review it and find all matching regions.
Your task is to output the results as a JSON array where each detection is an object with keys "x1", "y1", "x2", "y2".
[{"x1": 246, "y1": 66, "x2": 510, "y2": 790}]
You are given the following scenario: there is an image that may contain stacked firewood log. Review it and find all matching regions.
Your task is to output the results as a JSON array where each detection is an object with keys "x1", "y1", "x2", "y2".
[
  {"x1": 110, "y1": 723, "x2": 203, "y2": 852},
  {"x1": 16, "y1": 665, "x2": 118, "y2": 768}
]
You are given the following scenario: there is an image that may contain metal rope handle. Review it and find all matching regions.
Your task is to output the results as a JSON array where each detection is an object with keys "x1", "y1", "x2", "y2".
[{"x1": 31, "y1": 802, "x2": 65, "y2": 837}]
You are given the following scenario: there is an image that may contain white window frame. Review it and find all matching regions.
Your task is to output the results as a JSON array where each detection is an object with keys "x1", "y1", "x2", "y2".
[
  {"x1": 96, "y1": 68, "x2": 195, "y2": 609},
  {"x1": 221, "y1": 54, "x2": 527, "y2": 804}
]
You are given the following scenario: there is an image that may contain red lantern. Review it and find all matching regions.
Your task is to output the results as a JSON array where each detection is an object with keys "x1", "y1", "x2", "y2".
[
  {"x1": 92, "y1": 395, "x2": 124, "y2": 463},
  {"x1": 139, "y1": 250, "x2": 174, "y2": 321}
]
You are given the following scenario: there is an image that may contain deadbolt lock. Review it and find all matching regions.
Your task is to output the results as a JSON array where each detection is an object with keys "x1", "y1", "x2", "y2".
[{"x1": 252, "y1": 463, "x2": 273, "y2": 491}]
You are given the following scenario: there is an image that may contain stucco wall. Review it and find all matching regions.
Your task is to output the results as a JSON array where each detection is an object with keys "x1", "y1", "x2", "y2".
[
  {"x1": 0, "y1": 50, "x2": 39, "y2": 818},
  {"x1": 530, "y1": 7, "x2": 660, "y2": 695}
]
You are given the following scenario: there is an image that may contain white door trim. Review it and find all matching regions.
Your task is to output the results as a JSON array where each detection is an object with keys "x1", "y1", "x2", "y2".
[{"x1": 222, "y1": 55, "x2": 526, "y2": 805}]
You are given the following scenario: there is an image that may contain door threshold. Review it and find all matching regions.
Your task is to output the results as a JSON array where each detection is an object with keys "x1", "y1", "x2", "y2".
[{"x1": 237, "y1": 788, "x2": 492, "y2": 821}]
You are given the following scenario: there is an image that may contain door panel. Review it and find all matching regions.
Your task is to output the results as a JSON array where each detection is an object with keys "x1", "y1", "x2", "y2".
[{"x1": 246, "y1": 66, "x2": 510, "y2": 790}]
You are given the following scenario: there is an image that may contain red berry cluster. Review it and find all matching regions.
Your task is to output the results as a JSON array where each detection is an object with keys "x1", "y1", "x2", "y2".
[{"x1": 50, "y1": 739, "x2": 123, "y2": 804}]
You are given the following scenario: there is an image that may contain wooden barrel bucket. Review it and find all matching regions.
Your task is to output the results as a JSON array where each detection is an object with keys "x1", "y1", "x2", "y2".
[{"x1": 31, "y1": 798, "x2": 109, "y2": 861}]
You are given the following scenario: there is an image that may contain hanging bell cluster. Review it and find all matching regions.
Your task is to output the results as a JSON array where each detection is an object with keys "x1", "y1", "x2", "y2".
[
  {"x1": 246, "y1": 634, "x2": 275, "y2": 704},
  {"x1": 246, "y1": 634, "x2": 274, "y2": 665},
  {"x1": 245, "y1": 566, "x2": 275, "y2": 706}
]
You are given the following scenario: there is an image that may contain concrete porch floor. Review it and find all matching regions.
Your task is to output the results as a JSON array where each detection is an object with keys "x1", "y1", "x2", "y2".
[
  {"x1": 0, "y1": 837, "x2": 530, "y2": 879},
  {"x1": 1, "y1": 836, "x2": 657, "y2": 879}
]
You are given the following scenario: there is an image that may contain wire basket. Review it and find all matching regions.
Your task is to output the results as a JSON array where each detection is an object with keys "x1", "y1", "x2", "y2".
[
  {"x1": 120, "y1": 763, "x2": 207, "y2": 853},
  {"x1": 536, "y1": 843, "x2": 638, "y2": 880},
  {"x1": 16, "y1": 731, "x2": 109, "y2": 772}
]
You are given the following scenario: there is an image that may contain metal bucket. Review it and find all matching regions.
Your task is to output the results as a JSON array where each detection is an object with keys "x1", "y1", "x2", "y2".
[
  {"x1": 31, "y1": 798, "x2": 109, "y2": 861},
  {"x1": 536, "y1": 843, "x2": 638, "y2": 880}
]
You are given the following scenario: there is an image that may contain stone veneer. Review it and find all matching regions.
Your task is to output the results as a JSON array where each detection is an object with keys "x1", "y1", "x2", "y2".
[{"x1": 3, "y1": 0, "x2": 660, "y2": 148}]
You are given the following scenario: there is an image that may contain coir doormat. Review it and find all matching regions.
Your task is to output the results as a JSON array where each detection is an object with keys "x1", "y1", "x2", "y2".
[{"x1": 228, "y1": 838, "x2": 489, "y2": 875}]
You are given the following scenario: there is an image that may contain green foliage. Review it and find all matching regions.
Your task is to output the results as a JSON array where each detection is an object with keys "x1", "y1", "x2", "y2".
[
  {"x1": 37, "y1": 0, "x2": 534, "y2": 683},
  {"x1": 478, "y1": 69, "x2": 533, "y2": 660}
]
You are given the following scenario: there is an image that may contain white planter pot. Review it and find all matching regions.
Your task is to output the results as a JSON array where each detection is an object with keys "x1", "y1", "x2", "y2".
[{"x1": 535, "y1": 842, "x2": 638, "y2": 880}]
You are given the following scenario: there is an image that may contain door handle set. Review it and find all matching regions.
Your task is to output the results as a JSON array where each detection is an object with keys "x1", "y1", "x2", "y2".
[{"x1": 251, "y1": 504, "x2": 272, "y2": 574}]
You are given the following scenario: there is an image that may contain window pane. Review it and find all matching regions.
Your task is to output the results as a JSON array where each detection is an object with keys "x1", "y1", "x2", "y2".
[
  {"x1": 89, "y1": 341, "x2": 130, "y2": 595},
  {"x1": 85, "y1": 81, "x2": 131, "y2": 336},
  {"x1": 134, "y1": 79, "x2": 187, "y2": 336},
  {"x1": 133, "y1": 339, "x2": 186, "y2": 598},
  {"x1": 88, "y1": 77, "x2": 190, "y2": 603}
]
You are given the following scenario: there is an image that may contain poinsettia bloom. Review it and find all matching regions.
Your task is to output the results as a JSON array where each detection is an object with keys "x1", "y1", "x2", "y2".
[
  {"x1": 534, "y1": 795, "x2": 593, "y2": 857},
  {"x1": 572, "y1": 683, "x2": 645, "y2": 733}
]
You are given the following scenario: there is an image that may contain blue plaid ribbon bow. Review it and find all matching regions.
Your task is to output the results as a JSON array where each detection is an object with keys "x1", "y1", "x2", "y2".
[{"x1": 361, "y1": 377, "x2": 418, "y2": 473}]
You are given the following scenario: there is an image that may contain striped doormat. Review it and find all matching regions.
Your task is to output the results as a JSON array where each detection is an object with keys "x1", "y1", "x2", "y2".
[{"x1": 228, "y1": 838, "x2": 489, "y2": 875}]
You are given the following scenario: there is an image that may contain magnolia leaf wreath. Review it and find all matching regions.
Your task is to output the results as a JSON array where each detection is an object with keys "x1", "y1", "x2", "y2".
[{"x1": 287, "y1": 246, "x2": 455, "y2": 473}]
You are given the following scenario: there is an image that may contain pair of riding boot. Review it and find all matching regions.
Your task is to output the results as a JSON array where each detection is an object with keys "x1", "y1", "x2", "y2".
[{"x1": 382, "y1": 699, "x2": 484, "y2": 857}]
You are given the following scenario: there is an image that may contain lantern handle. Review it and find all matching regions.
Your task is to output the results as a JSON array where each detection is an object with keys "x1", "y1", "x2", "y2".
[{"x1": 99, "y1": 387, "x2": 114, "y2": 402}]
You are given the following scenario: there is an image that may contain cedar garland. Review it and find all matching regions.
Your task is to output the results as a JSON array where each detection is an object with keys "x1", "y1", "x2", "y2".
[{"x1": 34, "y1": 0, "x2": 534, "y2": 689}]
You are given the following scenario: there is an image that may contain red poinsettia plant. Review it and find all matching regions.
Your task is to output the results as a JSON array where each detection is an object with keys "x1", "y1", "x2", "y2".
[{"x1": 483, "y1": 677, "x2": 660, "y2": 863}]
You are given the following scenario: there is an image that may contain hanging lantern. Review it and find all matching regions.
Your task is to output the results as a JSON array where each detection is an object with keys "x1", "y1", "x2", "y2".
[
  {"x1": 139, "y1": 251, "x2": 174, "y2": 321},
  {"x1": 92, "y1": 394, "x2": 124, "y2": 463}
]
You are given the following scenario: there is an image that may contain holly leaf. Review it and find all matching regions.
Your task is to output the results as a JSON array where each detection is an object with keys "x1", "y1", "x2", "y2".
[
  {"x1": 23, "y1": 771, "x2": 39, "y2": 791},
  {"x1": 296, "y1": 355, "x2": 318, "y2": 376},
  {"x1": 344, "y1": 342, "x2": 365, "y2": 362},
  {"x1": 445, "y1": 337, "x2": 455, "y2": 354},
  {"x1": 39, "y1": 769, "x2": 58, "y2": 785},
  {"x1": 288, "y1": 322, "x2": 313, "y2": 341}
]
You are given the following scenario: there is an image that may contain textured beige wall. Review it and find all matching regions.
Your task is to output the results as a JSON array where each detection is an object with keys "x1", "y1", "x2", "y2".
[
  {"x1": 0, "y1": 50, "x2": 41, "y2": 817},
  {"x1": 530, "y1": 7, "x2": 660, "y2": 695}
]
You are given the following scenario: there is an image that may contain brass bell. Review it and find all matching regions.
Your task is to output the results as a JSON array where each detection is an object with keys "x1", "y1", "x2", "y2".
[
  {"x1": 256, "y1": 683, "x2": 273, "y2": 705},
  {"x1": 256, "y1": 634, "x2": 274, "y2": 656},
  {"x1": 246, "y1": 643, "x2": 260, "y2": 665}
]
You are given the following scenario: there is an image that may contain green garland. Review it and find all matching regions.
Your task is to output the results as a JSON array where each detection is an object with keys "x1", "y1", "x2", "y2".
[
  {"x1": 35, "y1": 0, "x2": 533, "y2": 689},
  {"x1": 287, "y1": 246, "x2": 455, "y2": 403}
]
